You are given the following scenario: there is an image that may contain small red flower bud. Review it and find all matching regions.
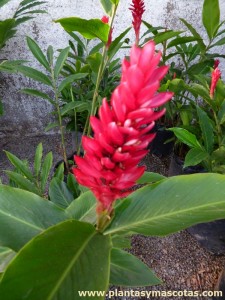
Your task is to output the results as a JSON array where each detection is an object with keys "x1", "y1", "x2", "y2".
[{"x1": 210, "y1": 67, "x2": 221, "y2": 99}]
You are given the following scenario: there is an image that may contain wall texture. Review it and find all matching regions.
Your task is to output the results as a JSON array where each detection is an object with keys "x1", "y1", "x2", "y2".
[{"x1": 0, "y1": 0, "x2": 225, "y2": 137}]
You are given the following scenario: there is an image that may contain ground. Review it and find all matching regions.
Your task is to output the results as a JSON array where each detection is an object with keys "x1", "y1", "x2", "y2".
[{"x1": 1, "y1": 134, "x2": 225, "y2": 300}]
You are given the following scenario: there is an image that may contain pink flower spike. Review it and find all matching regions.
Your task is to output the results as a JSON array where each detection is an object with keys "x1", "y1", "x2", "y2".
[
  {"x1": 74, "y1": 41, "x2": 173, "y2": 214},
  {"x1": 210, "y1": 67, "x2": 221, "y2": 99},
  {"x1": 101, "y1": 16, "x2": 109, "y2": 24},
  {"x1": 129, "y1": 0, "x2": 145, "y2": 45}
]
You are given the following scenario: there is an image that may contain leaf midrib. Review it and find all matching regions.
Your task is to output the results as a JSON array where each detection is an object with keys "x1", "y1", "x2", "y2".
[
  {"x1": 47, "y1": 230, "x2": 96, "y2": 300},
  {"x1": 0, "y1": 209, "x2": 43, "y2": 231},
  {"x1": 104, "y1": 199, "x2": 225, "y2": 235}
]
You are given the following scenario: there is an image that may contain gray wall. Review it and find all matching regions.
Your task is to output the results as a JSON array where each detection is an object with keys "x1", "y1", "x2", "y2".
[{"x1": 0, "y1": 0, "x2": 225, "y2": 137}]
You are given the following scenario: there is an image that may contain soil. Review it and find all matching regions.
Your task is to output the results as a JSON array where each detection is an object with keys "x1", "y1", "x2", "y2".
[{"x1": 1, "y1": 135, "x2": 225, "y2": 300}]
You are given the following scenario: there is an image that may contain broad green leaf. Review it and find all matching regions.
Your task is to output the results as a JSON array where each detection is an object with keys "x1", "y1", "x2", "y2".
[
  {"x1": 154, "y1": 30, "x2": 182, "y2": 45},
  {"x1": 55, "y1": 17, "x2": 110, "y2": 43},
  {"x1": 184, "y1": 148, "x2": 209, "y2": 168},
  {"x1": 40, "y1": 152, "x2": 53, "y2": 193},
  {"x1": 20, "y1": 88, "x2": 54, "y2": 104},
  {"x1": 66, "y1": 191, "x2": 96, "y2": 224},
  {"x1": 0, "y1": 220, "x2": 111, "y2": 300},
  {"x1": 167, "y1": 36, "x2": 199, "y2": 48},
  {"x1": 66, "y1": 173, "x2": 80, "y2": 199},
  {"x1": 0, "y1": 185, "x2": 66, "y2": 251},
  {"x1": 169, "y1": 127, "x2": 202, "y2": 149},
  {"x1": 0, "y1": 247, "x2": 15, "y2": 273},
  {"x1": 111, "y1": 235, "x2": 131, "y2": 249},
  {"x1": 16, "y1": 65, "x2": 52, "y2": 86},
  {"x1": 26, "y1": 37, "x2": 50, "y2": 71},
  {"x1": 100, "y1": 0, "x2": 113, "y2": 15},
  {"x1": 54, "y1": 47, "x2": 70, "y2": 78},
  {"x1": 61, "y1": 102, "x2": 89, "y2": 116},
  {"x1": 6, "y1": 171, "x2": 41, "y2": 195},
  {"x1": 58, "y1": 73, "x2": 88, "y2": 92},
  {"x1": 49, "y1": 177, "x2": 74, "y2": 208},
  {"x1": 180, "y1": 18, "x2": 206, "y2": 51},
  {"x1": 187, "y1": 61, "x2": 212, "y2": 77},
  {"x1": 105, "y1": 173, "x2": 225, "y2": 236},
  {"x1": 34, "y1": 142, "x2": 43, "y2": 178},
  {"x1": 137, "y1": 172, "x2": 166, "y2": 184},
  {"x1": 196, "y1": 106, "x2": 214, "y2": 154},
  {"x1": 202, "y1": 0, "x2": 220, "y2": 40},
  {"x1": 5, "y1": 151, "x2": 33, "y2": 180},
  {"x1": 110, "y1": 248, "x2": 161, "y2": 286}
]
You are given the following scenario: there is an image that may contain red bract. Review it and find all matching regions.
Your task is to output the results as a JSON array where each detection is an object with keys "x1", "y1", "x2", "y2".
[
  {"x1": 210, "y1": 67, "x2": 221, "y2": 98},
  {"x1": 130, "y1": 0, "x2": 145, "y2": 44},
  {"x1": 101, "y1": 15, "x2": 113, "y2": 48},
  {"x1": 73, "y1": 41, "x2": 173, "y2": 213}
]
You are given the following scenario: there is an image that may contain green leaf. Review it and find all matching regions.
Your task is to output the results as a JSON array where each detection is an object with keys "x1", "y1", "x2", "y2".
[
  {"x1": 45, "y1": 123, "x2": 59, "y2": 132},
  {"x1": 49, "y1": 178, "x2": 74, "y2": 208},
  {"x1": 87, "y1": 52, "x2": 102, "y2": 73},
  {"x1": 210, "y1": 37, "x2": 225, "y2": 48},
  {"x1": 0, "y1": 0, "x2": 10, "y2": 8},
  {"x1": 40, "y1": 152, "x2": 53, "y2": 193},
  {"x1": 54, "y1": 47, "x2": 70, "y2": 78},
  {"x1": 202, "y1": 0, "x2": 220, "y2": 40},
  {"x1": 16, "y1": 65, "x2": 52, "y2": 86},
  {"x1": 218, "y1": 100, "x2": 225, "y2": 124},
  {"x1": 196, "y1": 106, "x2": 214, "y2": 154},
  {"x1": 104, "y1": 173, "x2": 225, "y2": 236},
  {"x1": 14, "y1": 16, "x2": 34, "y2": 26},
  {"x1": 184, "y1": 148, "x2": 209, "y2": 168},
  {"x1": 34, "y1": 142, "x2": 43, "y2": 178},
  {"x1": 5, "y1": 151, "x2": 33, "y2": 181},
  {"x1": 110, "y1": 0, "x2": 119, "y2": 4},
  {"x1": 0, "y1": 185, "x2": 66, "y2": 251},
  {"x1": 0, "y1": 19, "x2": 16, "y2": 48},
  {"x1": 20, "y1": 88, "x2": 54, "y2": 104},
  {"x1": 66, "y1": 191, "x2": 96, "y2": 224},
  {"x1": 153, "y1": 30, "x2": 182, "y2": 45},
  {"x1": 137, "y1": 172, "x2": 166, "y2": 184},
  {"x1": 55, "y1": 17, "x2": 110, "y2": 43},
  {"x1": 0, "y1": 247, "x2": 16, "y2": 273},
  {"x1": 47, "y1": 45, "x2": 53, "y2": 65},
  {"x1": 5, "y1": 171, "x2": 41, "y2": 195},
  {"x1": 61, "y1": 102, "x2": 89, "y2": 116},
  {"x1": 58, "y1": 73, "x2": 88, "y2": 92},
  {"x1": 111, "y1": 235, "x2": 131, "y2": 249},
  {"x1": 169, "y1": 127, "x2": 202, "y2": 149},
  {"x1": 100, "y1": 0, "x2": 113, "y2": 15},
  {"x1": 15, "y1": 1, "x2": 46, "y2": 16},
  {"x1": 167, "y1": 36, "x2": 200, "y2": 48},
  {"x1": 180, "y1": 18, "x2": 206, "y2": 51},
  {"x1": 110, "y1": 248, "x2": 161, "y2": 286},
  {"x1": 53, "y1": 162, "x2": 64, "y2": 181},
  {"x1": 212, "y1": 147, "x2": 225, "y2": 162},
  {"x1": 0, "y1": 100, "x2": 3, "y2": 116},
  {"x1": 108, "y1": 27, "x2": 131, "y2": 58},
  {"x1": 0, "y1": 220, "x2": 111, "y2": 300},
  {"x1": 26, "y1": 37, "x2": 50, "y2": 71}
]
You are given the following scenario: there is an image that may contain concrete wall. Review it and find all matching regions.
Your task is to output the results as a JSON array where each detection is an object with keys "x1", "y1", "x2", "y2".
[{"x1": 0, "y1": 0, "x2": 225, "y2": 137}]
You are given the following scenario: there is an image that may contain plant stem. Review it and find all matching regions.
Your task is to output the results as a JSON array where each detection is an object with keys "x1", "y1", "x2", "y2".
[
  {"x1": 86, "y1": 4, "x2": 118, "y2": 137},
  {"x1": 213, "y1": 110, "x2": 222, "y2": 147},
  {"x1": 51, "y1": 68, "x2": 69, "y2": 172}
]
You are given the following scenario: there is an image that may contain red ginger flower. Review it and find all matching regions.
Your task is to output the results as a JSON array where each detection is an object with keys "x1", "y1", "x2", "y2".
[
  {"x1": 210, "y1": 67, "x2": 221, "y2": 98},
  {"x1": 73, "y1": 41, "x2": 173, "y2": 213},
  {"x1": 130, "y1": 0, "x2": 145, "y2": 45},
  {"x1": 214, "y1": 59, "x2": 220, "y2": 69},
  {"x1": 101, "y1": 15, "x2": 113, "y2": 48}
]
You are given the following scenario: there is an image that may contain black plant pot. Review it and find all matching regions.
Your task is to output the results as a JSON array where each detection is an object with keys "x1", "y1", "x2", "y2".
[
  {"x1": 148, "y1": 125, "x2": 174, "y2": 157},
  {"x1": 169, "y1": 153, "x2": 225, "y2": 255},
  {"x1": 213, "y1": 267, "x2": 225, "y2": 299}
]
